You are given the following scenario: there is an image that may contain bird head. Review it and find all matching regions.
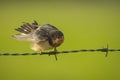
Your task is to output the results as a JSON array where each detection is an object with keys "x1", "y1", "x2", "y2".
[{"x1": 48, "y1": 30, "x2": 64, "y2": 47}]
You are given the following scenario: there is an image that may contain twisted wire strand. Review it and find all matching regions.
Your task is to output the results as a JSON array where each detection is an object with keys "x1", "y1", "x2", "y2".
[{"x1": 0, "y1": 47, "x2": 120, "y2": 57}]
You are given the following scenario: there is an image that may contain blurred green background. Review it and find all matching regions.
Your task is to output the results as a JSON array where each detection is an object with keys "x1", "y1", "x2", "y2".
[{"x1": 0, "y1": 0, "x2": 120, "y2": 80}]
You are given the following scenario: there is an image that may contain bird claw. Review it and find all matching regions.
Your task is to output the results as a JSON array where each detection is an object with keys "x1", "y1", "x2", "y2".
[{"x1": 39, "y1": 50, "x2": 44, "y2": 55}]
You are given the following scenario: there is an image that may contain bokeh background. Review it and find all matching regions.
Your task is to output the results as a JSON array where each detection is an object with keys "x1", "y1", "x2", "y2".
[{"x1": 0, "y1": 0, "x2": 120, "y2": 80}]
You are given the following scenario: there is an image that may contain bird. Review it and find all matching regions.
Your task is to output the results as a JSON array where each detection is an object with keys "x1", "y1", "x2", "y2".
[{"x1": 12, "y1": 21, "x2": 64, "y2": 60}]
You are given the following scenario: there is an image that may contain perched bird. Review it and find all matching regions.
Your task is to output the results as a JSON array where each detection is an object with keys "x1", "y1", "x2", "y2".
[{"x1": 12, "y1": 21, "x2": 64, "y2": 60}]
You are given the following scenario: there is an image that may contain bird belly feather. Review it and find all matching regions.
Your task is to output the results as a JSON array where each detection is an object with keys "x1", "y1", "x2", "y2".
[{"x1": 31, "y1": 41, "x2": 53, "y2": 51}]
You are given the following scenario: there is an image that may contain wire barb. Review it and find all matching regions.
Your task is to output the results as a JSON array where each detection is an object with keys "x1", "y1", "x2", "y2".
[{"x1": 0, "y1": 44, "x2": 120, "y2": 58}]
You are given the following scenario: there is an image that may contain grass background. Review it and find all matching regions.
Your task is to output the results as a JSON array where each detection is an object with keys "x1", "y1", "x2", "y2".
[{"x1": 0, "y1": 0, "x2": 120, "y2": 80}]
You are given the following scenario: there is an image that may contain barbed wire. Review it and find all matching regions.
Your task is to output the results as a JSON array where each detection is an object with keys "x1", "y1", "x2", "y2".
[{"x1": 0, "y1": 44, "x2": 120, "y2": 57}]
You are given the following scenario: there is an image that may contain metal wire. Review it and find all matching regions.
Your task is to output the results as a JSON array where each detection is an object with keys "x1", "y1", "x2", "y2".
[{"x1": 0, "y1": 44, "x2": 120, "y2": 57}]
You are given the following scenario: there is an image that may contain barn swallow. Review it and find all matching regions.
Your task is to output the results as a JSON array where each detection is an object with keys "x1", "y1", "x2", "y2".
[{"x1": 12, "y1": 21, "x2": 64, "y2": 60}]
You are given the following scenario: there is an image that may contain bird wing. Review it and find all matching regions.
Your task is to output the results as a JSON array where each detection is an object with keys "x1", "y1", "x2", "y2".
[
  {"x1": 40, "y1": 24, "x2": 58, "y2": 31},
  {"x1": 12, "y1": 21, "x2": 39, "y2": 42},
  {"x1": 12, "y1": 22, "x2": 57, "y2": 43},
  {"x1": 32, "y1": 24, "x2": 58, "y2": 43}
]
